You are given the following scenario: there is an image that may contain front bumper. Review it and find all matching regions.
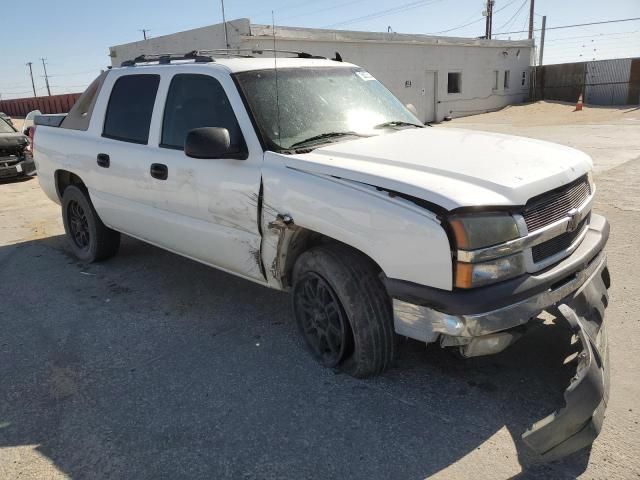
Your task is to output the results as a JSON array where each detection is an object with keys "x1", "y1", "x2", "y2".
[
  {"x1": 384, "y1": 214, "x2": 611, "y2": 460},
  {"x1": 0, "y1": 157, "x2": 36, "y2": 179}
]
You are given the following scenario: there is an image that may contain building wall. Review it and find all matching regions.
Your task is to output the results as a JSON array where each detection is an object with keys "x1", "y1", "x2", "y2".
[
  {"x1": 243, "y1": 36, "x2": 531, "y2": 122},
  {"x1": 109, "y1": 19, "x2": 252, "y2": 67}
]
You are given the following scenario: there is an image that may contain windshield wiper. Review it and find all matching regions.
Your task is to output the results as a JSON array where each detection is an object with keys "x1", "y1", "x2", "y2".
[
  {"x1": 289, "y1": 131, "x2": 368, "y2": 149},
  {"x1": 374, "y1": 120, "x2": 424, "y2": 129}
]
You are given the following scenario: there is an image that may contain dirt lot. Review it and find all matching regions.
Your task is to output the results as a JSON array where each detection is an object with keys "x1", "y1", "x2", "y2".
[{"x1": 1, "y1": 103, "x2": 639, "y2": 479}]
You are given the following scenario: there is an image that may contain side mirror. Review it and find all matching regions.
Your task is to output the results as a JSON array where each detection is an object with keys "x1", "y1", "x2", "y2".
[
  {"x1": 405, "y1": 103, "x2": 419, "y2": 118},
  {"x1": 185, "y1": 127, "x2": 243, "y2": 159}
]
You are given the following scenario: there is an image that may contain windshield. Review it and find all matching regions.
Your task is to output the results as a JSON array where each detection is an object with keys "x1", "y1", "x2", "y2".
[
  {"x1": 0, "y1": 117, "x2": 16, "y2": 134},
  {"x1": 235, "y1": 67, "x2": 420, "y2": 151}
]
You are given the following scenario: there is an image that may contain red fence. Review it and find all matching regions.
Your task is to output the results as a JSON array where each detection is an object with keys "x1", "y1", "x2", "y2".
[{"x1": 0, "y1": 93, "x2": 82, "y2": 117}]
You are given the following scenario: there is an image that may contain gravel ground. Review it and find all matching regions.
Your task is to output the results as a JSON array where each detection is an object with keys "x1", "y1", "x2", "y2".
[{"x1": 1, "y1": 104, "x2": 639, "y2": 479}]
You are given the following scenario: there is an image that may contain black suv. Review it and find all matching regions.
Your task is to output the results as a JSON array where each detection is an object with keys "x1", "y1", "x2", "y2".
[{"x1": 0, "y1": 116, "x2": 35, "y2": 180}]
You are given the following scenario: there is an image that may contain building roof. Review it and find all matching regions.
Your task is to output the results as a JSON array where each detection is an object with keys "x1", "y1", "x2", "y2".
[{"x1": 249, "y1": 22, "x2": 534, "y2": 49}]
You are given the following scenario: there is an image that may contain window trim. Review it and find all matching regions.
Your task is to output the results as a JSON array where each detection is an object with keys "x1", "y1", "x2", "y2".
[
  {"x1": 101, "y1": 74, "x2": 160, "y2": 145},
  {"x1": 447, "y1": 71, "x2": 462, "y2": 95},
  {"x1": 159, "y1": 72, "x2": 248, "y2": 159},
  {"x1": 503, "y1": 70, "x2": 511, "y2": 90},
  {"x1": 492, "y1": 70, "x2": 499, "y2": 91}
]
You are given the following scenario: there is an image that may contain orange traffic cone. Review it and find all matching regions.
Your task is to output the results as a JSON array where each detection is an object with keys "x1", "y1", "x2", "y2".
[{"x1": 575, "y1": 93, "x2": 584, "y2": 111}]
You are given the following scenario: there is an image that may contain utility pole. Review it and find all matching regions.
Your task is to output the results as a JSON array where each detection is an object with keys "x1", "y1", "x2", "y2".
[
  {"x1": 484, "y1": 0, "x2": 495, "y2": 40},
  {"x1": 538, "y1": 15, "x2": 547, "y2": 66},
  {"x1": 26, "y1": 62, "x2": 37, "y2": 98},
  {"x1": 40, "y1": 58, "x2": 52, "y2": 96},
  {"x1": 220, "y1": 0, "x2": 230, "y2": 48},
  {"x1": 528, "y1": 0, "x2": 535, "y2": 39},
  {"x1": 139, "y1": 29, "x2": 149, "y2": 40}
]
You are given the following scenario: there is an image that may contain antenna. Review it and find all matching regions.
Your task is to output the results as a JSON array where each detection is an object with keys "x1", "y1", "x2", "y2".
[
  {"x1": 221, "y1": 0, "x2": 230, "y2": 48},
  {"x1": 272, "y1": 11, "x2": 281, "y2": 146}
]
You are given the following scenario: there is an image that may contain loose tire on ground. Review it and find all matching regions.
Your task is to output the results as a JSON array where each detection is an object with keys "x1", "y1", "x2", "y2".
[
  {"x1": 292, "y1": 243, "x2": 396, "y2": 378},
  {"x1": 61, "y1": 185, "x2": 120, "y2": 262}
]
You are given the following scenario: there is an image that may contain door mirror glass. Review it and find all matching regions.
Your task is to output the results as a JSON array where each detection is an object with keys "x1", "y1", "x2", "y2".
[{"x1": 185, "y1": 127, "x2": 239, "y2": 159}]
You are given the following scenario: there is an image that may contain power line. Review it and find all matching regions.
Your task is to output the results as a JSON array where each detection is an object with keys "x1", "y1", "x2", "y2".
[
  {"x1": 324, "y1": 0, "x2": 444, "y2": 28},
  {"x1": 493, "y1": 16, "x2": 640, "y2": 36},
  {"x1": 496, "y1": 0, "x2": 528, "y2": 32},
  {"x1": 428, "y1": 0, "x2": 520, "y2": 35}
]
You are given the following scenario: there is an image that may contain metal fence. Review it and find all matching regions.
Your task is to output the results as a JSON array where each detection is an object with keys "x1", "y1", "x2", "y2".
[
  {"x1": 531, "y1": 57, "x2": 640, "y2": 105},
  {"x1": 0, "y1": 93, "x2": 82, "y2": 117}
]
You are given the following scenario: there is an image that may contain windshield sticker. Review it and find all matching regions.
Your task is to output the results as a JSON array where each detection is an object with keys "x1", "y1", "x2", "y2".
[{"x1": 356, "y1": 71, "x2": 375, "y2": 81}]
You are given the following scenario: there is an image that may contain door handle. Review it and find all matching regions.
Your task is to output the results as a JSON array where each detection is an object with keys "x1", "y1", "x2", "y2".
[
  {"x1": 150, "y1": 163, "x2": 168, "y2": 180},
  {"x1": 97, "y1": 153, "x2": 110, "y2": 168}
]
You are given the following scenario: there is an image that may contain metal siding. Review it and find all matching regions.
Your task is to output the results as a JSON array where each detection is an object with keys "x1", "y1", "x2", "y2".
[
  {"x1": 585, "y1": 58, "x2": 631, "y2": 105},
  {"x1": 0, "y1": 93, "x2": 82, "y2": 117}
]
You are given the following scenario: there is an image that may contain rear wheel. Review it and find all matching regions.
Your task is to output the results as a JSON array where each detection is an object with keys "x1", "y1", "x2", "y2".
[
  {"x1": 292, "y1": 244, "x2": 395, "y2": 378},
  {"x1": 62, "y1": 185, "x2": 120, "y2": 262}
]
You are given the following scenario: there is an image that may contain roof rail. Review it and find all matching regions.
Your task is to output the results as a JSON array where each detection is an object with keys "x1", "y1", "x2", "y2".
[
  {"x1": 120, "y1": 50, "x2": 214, "y2": 67},
  {"x1": 119, "y1": 48, "x2": 330, "y2": 67}
]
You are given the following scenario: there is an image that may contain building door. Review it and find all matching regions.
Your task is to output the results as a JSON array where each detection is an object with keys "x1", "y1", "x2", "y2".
[{"x1": 423, "y1": 70, "x2": 437, "y2": 123}]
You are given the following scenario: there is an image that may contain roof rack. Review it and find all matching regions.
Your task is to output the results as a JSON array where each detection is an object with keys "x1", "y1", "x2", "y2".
[
  {"x1": 120, "y1": 51, "x2": 214, "y2": 67},
  {"x1": 120, "y1": 48, "x2": 329, "y2": 67}
]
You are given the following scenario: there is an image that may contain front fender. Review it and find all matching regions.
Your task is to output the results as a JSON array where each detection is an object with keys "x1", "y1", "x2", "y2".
[{"x1": 261, "y1": 154, "x2": 452, "y2": 290}]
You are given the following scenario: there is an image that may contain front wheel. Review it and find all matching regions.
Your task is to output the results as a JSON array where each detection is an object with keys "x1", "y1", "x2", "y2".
[
  {"x1": 292, "y1": 244, "x2": 396, "y2": 378},
  {"x1": 61, "y1": 185, "x2": 120, "y2": 262}
]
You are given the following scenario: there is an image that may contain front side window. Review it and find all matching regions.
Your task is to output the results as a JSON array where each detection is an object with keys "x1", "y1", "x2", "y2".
[
  {"x1": 521, "y1": 71, "x2": 527, "y2": 87},
  {"x1": 448, "y1": 72, "x2": 461, "y2": 94},
  {"x1": 504, "y1": 70, "x2": 511, "y2": 89},
  {"x1": 161, "y1": 74, "x2": 244, "y2": 151},
  {"x1": 493, "y1": 71, "x2": 499, "y2": 90},
  {"x1": 103, "y1": 74, "x2": 159, "y2": 144},
  {"x1": 235, "y1": 67, "x2": 420, "y2": 151}
]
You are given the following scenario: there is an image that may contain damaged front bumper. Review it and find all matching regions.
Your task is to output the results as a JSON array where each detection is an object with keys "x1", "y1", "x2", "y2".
[
  {"x1": 384, "y1": 215, "x2": 611, "y2": 460},
  {"x1": 0, "y1": 156, "x2": 36, "y2": 179}
]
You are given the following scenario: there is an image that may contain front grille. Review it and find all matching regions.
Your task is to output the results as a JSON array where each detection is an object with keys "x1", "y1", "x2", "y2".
[
  {"x1": 523, "y1": 176, "x2": 591, "y2": 232},
  {"x1": 532, "y1": 216, "x2": 589, "y2": 263}
]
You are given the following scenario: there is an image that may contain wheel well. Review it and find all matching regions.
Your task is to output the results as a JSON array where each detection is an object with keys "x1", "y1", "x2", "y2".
[
  {"x1": 280, "y1": 227, "x2": 383, "y2": 288},
  {"x1": 55, "y1": 170, "x2": 86, "y2": 200}
]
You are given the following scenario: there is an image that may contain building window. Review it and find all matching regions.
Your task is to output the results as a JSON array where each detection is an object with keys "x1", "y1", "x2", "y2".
[
  {"x1": 493, "y1": 71, "x2": 499, "y2": 90},
  {"x1": 504, "y1": 70, "x2": 511, "y2": 89},
  {"x1": 447, "y1": 72, "x2": 461, "y2": 94},
  {"x1": 521, "y1": 71, "x2": 527, "y2": 87}
]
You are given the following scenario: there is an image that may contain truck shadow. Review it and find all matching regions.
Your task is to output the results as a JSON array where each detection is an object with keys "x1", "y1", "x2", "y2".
[{"x1": 0, "y1": 234, "x2": 592, "y2": 479}]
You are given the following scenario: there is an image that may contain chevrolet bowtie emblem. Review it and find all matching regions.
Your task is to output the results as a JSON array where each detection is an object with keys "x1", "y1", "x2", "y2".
[{"x1": 566, "y1": 208, "x2": 580, "y2": 232}]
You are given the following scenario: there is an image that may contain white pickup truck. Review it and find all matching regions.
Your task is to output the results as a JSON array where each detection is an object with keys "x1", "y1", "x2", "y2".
[{"x1": 33, "y1": 51, "x2": 610, "y2": 460}]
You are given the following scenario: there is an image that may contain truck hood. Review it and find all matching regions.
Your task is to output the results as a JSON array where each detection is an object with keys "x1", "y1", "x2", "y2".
[{"x1": 283, "y1": 127, "x2": 592, "y2": 211}]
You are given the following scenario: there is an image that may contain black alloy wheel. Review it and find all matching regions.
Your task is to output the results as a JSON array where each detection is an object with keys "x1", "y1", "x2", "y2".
[
  {"x1": 293, "y1": 272, "x2": 352, "y2": 368},
  {"x1": 67, "y1": 199, "x2": 90, "y2": 250}
]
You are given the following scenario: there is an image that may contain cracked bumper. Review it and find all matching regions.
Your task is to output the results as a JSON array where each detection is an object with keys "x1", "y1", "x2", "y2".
[
  {"x1": 521, "y1": 261, "x2": 610, "y2": 460},
  {"x1": 0, "y1": 158, "x2": 36, "y2": 179}
]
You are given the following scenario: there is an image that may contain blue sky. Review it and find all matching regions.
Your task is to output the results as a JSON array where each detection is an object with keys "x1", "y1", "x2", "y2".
[{"x1": 1, "y1": 0, "x2": 639, "y2": 99}]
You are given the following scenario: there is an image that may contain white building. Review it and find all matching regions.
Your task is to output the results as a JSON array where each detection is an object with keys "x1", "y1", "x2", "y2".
[{"x1": 109, "y1": 19, "x2": 533, "y2": 123}]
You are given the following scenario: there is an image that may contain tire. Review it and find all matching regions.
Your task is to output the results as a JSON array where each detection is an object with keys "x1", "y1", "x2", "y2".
[
  {"x1": 61, "y1": 185, "x2": 120, "y2": 262},
  {"x1": 292, "y1": 243, "x2": 395, "y2": 378}
]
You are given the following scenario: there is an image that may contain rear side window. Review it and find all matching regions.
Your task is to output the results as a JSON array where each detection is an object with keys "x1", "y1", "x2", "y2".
[
  {"x1": 161, "y1": 74, "x2": 244, "y2": 151},
  {"x1": 103, "y1": 74, "x2": 160, "y2": 144}
]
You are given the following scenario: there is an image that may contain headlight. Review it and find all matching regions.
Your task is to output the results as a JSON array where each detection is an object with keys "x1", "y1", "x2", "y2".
[
  {"x1": 448, "y1": 213, "x2": 524, "y2": 288},
  {"x1": 449, "y1": 213, "x2": 519, "y2": 250}
]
